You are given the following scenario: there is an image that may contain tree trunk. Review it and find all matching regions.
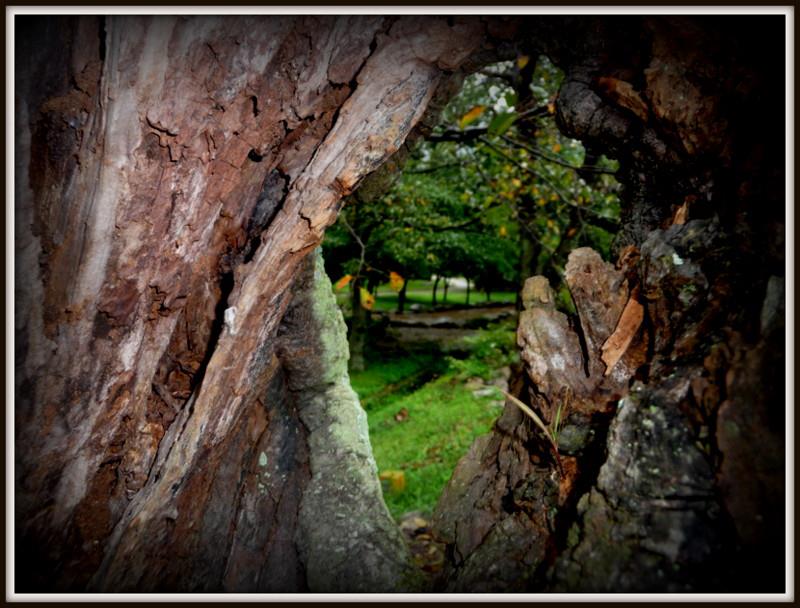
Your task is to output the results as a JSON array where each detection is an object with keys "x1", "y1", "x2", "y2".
[
  {"x1": 348, "y1": 277, "x2": 368, "y2": 373},
  {"x1": 442, "y1": 277, "x2": 449, "y2": 303},
  {"x1": 433, "y1": 16, "x2": 785, "y2": 593},
  {"x1": 432, "y1": 275, "x2": 440, "y2": 307},
  {"x1": 14, "y1": 14, "x2": 513, "y2": 591},
  {"x1": 396, "y1": 279, "x2": 408, "y2": 314},
  {"x1": 516, "y1": 195, "x2": 541, "y2": 310},
  {"x1": 14, "y1": 13, "x2": 785, "y2": 595}
]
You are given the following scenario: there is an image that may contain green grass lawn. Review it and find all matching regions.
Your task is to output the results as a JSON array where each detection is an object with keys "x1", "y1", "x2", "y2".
[
  {"x1": 335, "y1": 278, "x2": 516, "y2": 313},
  {"x1": 349, "y1": 322, "x2": 518, "y2": 519}
]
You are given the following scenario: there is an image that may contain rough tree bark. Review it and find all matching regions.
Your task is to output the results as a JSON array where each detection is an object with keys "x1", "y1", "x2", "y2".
[
  {"x1": 15, "y1": 14, "x2": 785, "y2": 594},
  {"x1": 433, "y1": 16, "x2": 786, "y2": 593},
  {"x1": 14, "y1": 14, "x2": 519, "y2": 591}
]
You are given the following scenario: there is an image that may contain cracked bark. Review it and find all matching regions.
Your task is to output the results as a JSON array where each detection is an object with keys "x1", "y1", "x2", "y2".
[
  {"x1": 15, "y1": 14, "x2": 784, "y2": 593},
  {"x1": 15, "y1": 14, "x2": 518, "y2": 591},
  {"x1": 432, "y1": 16, "x2": 785, "y2": 593}
]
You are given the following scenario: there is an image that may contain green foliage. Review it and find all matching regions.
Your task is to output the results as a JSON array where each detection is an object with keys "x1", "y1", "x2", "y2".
[
  {"x1": 445, "y1": 320, "x2": 518, "y2": 380},
  {"x1": 366, "y1": 377, "x2": 497, "y2": 518},
  {"x1": 488, "y1": 111, "x2": 517, "y2": 136},
  {"x1": 350, "y1": 352, "x2": 447, "y2": 410},
  {"x1": 352, "y1": 321, "x2": 518, "y2": 518},
  {"x1": 324, "y1": 54, "x2": 622, "y2": 308}
]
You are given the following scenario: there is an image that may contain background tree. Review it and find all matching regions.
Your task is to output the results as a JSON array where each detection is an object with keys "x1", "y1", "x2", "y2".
[
  {"x1": 325, "y1": 55, "x2": 621, "y2": 325},
  {"x1": 13, "y1": 14, "x2": 512, "y2": 591}
]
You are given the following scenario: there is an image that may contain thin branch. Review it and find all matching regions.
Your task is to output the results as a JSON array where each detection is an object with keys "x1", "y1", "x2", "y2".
[
  {"x1": 500, "y1": 134, "x2": 617, "y2": 175},
  {"x1": 408, "y1": 198, "x2": 506, "y2": 233},
  {"x1": 426, "y1": 105, "x2": 551, "y2": 144},
  {"x1": 340, "y1": 215, "x2": 366, "y2": 280},
  {"x1": 515, "y1": 104, "x2": 551, "y2": 121},
  {"x1": 478, "y1": 69, "x2": 516, "y2": 86},
  {"x1": 427, "y1": 127, "x2": 486, "y2": 144},
  {"x1": 405, "y1": 162, "x2": 462, "y2": 175},
  {"x1": 478, "y1": 136, "x2": 619, "y2": 232},
  {"x1": 517, "y1": 215, "x2": 557, "y2": 254}
]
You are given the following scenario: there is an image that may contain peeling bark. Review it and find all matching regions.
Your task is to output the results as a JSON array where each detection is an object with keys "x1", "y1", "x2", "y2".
[
  {"x1": 15, "y1": 15, "x2": 516, "y2": 591},
  {"x1": 433, "y1": 15, "x2": 785, "y2": 593},
  {"x1": 15, "y1": 14, "x2": 785, "y2": 593}
]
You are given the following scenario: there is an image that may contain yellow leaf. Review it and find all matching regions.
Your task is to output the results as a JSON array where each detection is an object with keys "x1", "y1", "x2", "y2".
[
  {"x1": 550, "y1": 193, "x2": 559, "y2": 201},
  {"x1": 389, "y1": 271, "x2": 405, "y2": 292},
  {"x1": 334, "y1": 274, "x2": 352, "y2": 290},
  {"x1": 547, "y1": 219, "x2": 555, "y2": 228},
  {"x1": 547, "y1": 102, "x2": 555, "y2": 115},
  {"x1": 359, "y1": 287, "x2": 375, "y2": 310},
  {"x1": 459, "y1": 105, "x2": 486, "y2": 129},
  {"x1": 499, "y1": 225, "x2": 508, "y2": 237},
  {"x1": 516, "y1": 55, "x2": 530, "y2": 69},
  {"x1": 379, "y1": 470, "x2": 406, "y2": 494},
  {"x1": 511, "y1": 178, "x2": 522, "y2": 188},
  {"x1": 552, "y1": 143, "x2": 562, "y2": 153},
  {"x1": 537, "y1": 198, "x2": 547, "y2": 207}
]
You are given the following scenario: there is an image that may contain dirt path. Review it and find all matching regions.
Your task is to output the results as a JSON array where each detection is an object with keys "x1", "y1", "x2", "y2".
[
  {"x1": 375, "y1": 305, "x2": 517, "y2": 353},
  {"x1": 385, "y1": 305, "x2": 516, "y2": 329}
]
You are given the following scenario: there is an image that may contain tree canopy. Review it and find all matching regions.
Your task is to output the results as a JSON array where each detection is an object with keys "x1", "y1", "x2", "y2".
[{"x1": 323, "y1": 56, "x2": 621, "y2": 312}]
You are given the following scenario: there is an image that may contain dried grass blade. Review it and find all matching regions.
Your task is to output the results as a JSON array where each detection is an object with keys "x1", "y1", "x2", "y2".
[
  {"x1": 498, "y1": 388, "x2": 552, "y2": 441},
  {"x1": 552, "y1": 400, "x2": 563, "y2": 440}
]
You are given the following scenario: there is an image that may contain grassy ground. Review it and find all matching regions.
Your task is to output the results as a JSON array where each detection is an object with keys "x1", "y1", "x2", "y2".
[
  {"x1": 336, "y1": 278, "x2": 516, "y2": 313},
  {"x1": 350, "y1": 321, "x2": 518, "y2": 519}
]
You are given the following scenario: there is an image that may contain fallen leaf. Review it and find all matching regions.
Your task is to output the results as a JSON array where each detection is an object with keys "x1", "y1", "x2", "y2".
[
  {"x1": 379, "y1": 470, "x2": 406, "y2": 493},
  {"x1": 394, "y1": 407, "x2": 409, "y2": 422},
  {"x1": 601, "y1": 286, "x2": 644, "y2": 376}
]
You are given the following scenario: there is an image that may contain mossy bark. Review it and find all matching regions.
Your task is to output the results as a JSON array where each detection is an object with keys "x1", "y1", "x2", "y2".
[{"x1": 433, "y1": 16, "x2": 785, "y2": 593}]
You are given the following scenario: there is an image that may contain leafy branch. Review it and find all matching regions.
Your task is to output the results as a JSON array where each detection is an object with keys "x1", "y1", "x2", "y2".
[
  {"x1": 499, "y1": 133, "x2": 617, "y2": 175},
  {"x1": 478, "y1": 136, "x2": 620, "y2": 233}
]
